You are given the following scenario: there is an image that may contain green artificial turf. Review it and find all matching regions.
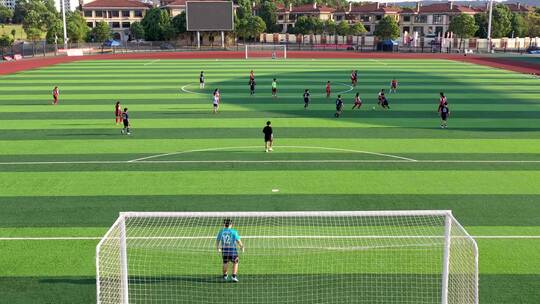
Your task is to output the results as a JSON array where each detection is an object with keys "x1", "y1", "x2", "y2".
[{"x1": 0, "y1": 58, "x2": 539, "y2": 303}]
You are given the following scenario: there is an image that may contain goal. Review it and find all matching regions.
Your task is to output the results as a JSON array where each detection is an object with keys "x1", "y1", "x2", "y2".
[
  {"x1": 96, "y1": 211, "x2": 478, "y2": 304},
  {"x1": 245, "y1": 44, "x2": 287, "y2": 59}
]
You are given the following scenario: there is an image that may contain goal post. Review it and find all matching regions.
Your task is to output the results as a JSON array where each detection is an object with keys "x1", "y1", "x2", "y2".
[
  {"x1": 96, "y1": 210, "x2": 478, "y2": 304},
  {"x1": 245, "y1": 44, "x2": 287, "y2": 59}
]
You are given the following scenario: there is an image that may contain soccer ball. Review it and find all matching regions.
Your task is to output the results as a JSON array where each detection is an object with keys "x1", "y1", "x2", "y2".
[{"x1": 372, "y1": 106, "x2": 376, "y2": 110}]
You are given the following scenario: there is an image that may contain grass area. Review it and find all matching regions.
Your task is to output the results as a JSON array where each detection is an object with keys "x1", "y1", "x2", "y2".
[
  {"x1": 0, "y1": 58, "x2": 539, "y2": 303},
  {"x1": 0, "y1": 24, "x2": 30, "y2": 40}
]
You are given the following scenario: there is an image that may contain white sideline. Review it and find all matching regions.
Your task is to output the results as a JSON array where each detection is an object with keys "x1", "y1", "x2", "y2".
[
  {"x1": 3, "y1": 160, "x2": 540, "y2": 165},
  {"x1": 0, "y1": 235, "x2": 538, "y2": 241},
  {"x1": 143, "y1": 59, "x2": 161, "y2": 66}
]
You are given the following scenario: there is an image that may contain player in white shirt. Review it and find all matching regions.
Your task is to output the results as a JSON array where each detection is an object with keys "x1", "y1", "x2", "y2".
[{"x1": 212, "y1": 89, "x2": 220, "y2": 114}]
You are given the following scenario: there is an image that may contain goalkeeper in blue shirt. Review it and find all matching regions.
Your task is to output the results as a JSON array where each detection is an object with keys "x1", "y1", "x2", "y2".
[{"x1": 216, "y1": 218, "x2": 244, "y2": 282}]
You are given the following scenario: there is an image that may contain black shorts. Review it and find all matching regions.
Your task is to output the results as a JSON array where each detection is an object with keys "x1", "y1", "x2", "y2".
[
  {"x1": 304, "y1": 99, "x2": 309, "y2": 104},
  {"x1": 222, "y1": 253, "x2": 239, "y2": 264},
  {"x1": 441, "y1": 114, "x2": 448, "y2": 120},
  {"x1": 272, "y1": 88, "x2": 277, "y2": 93},
  {"x1": 264, "y1": 136, "x2": 272, "y2": 142},
  {"x1": 123, "y1": 120, "x2": 129, "y2": 127}
]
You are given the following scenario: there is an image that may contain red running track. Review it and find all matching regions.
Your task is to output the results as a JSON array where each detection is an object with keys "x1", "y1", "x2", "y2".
[{"x1": 1, "y1": 51, "x2": 539, "y2": 75}]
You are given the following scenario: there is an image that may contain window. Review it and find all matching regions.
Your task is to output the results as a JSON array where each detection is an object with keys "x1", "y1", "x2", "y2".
[
  {"x1": 87, "y1": 22, "x2": 94, "y2": 28},
  {"x1": 289, "y1": 14, "x2": 296, "y2": 21},
  {"x1": 375, "y1": 15, "x2": 382, "y2": 21},
  {"x1": 112, "y1": 22, "x2": 121, "y2": 28},
  {"x1": 403, "y1": 26, "x2": 410, "y2": 34},
  {"x1": 413, "y1": 26, "x2": 424, "y2": 35},
  {"x1": 122, "y1": 10, "x2": 130, "y2": 18},
  {"x1": 110, "y1": 11, "x2": 119, "y2": 18},
  {"x1": 414, "y1": 15, "x2": 427, "y2": 23},
  {"x1": 360, "y1": 15, "x2": 370, "y2": 22},
  {"x1": 278, "y1": 15, "x2": 283, "y2": 21},
  {"x1": 433, "y1": 14, "x2": 443, "y2": 24},
  {"x1": 84, "y1": 10, "x2": 93, "y2": 17},
  {"x1": 122, "y1": 22, "x2": 130, "y2": 28},
  {"x1": 403, "y1": 15, "x2": 410, "y2": 22},
  {"x1": 134, "y1": 10, "x2": 143, "y2": 17},
  {"x1": 336, "y1": 15, "x2": 343, "y2": 21},
  {"x1": 95, "y1": 10, "x2": 103, "y2": 17},
  {"x1": 364, "y1": 25, "x2": 370, "y2": 32},
  {"x1": 435, "y1": 26, "x2": 444, "y2": 36}
]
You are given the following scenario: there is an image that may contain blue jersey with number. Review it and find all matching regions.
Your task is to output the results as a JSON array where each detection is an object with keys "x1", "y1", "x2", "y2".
[{"x1": 217, "y1": 228, "x2": 240, "y2": 254}]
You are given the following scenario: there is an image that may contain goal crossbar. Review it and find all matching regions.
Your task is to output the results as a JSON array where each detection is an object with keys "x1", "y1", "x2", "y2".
[{"x1": 120, "y1": 210, "x2": 452, "y2": 218}]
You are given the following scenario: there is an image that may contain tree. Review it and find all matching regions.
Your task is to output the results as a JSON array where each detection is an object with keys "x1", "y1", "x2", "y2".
[
  {"x1": 524, "y1": 12, "x2": 540, "y2": 37},
  {"x1": 141, "y1": 8, "x2": 172, "y2": 41},
  {"x1": 45, "y1": 17, "x2": 63, "y2": 44},
  {"x1": 0, "y1": 4, "x2": 13, "y2": 23},
  {"x1": 66, "y1": 10, "x2": 89, "y2": 43},
  {"x1": 130, "y1": 22, "x2": 145, "y2": 40},
  {"x1": 235, "y1": 0, "x2": 252, "y2": 20},
  {"x1": 491, "y1": 4, "x2": 512, "y2": 38},
  {"x1": 19, "y1": 0, "x2": 60, "y2": 41},
  {"x1": 448, "y1": 13, "x2": 478, "y2": 50},
  {"x1": 336, "y1": 21, "x2": 350, "y2": 36},
  {"x1": 349, "y1": 22, "x2": 367, "y2": 36},
  {"x1": 510, "y1": 12, "x2": 527, "y2": 37},
  {"x1": 259, "y1": 1, "x2": 278, "y2": 32},
  {"x1": 247, "y1": 15, "x2": 266, "y2": 41},
  {"x1": 0, "y1": 34, "x2": 14, "y2": 48},
  {"x1": 171, "y1": 11, "x2": 186, "y2": 36},
  {"x1": 374, "y1": 15, "x2": 400, "y2": 40},
  {"x1": 293, "y1": 16, "x2": 309, "y2": 34},
  {"x1": 474, "y1": 13, "x2": 488, "y2": 38},
  {"x1": 324, "y1": 19, "x2": 336, "y2": 34},
  {"x1": 90, "y1": 21, "x2": 111, "y2": 42}
]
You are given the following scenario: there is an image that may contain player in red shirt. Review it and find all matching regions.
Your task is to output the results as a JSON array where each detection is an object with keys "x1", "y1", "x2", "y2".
[
  {"x1": 52, "y1": 86, "x2": 59, "y2": 105},
  {"x1": 325, "y1": 81, "x2": 331, "y2": 98},
  {"x1": 114, "y1": 101, "x2": 122, "y2": 125},
  {"x1": 249, "y1": 70, "x2": 254, "y2": 82},
  {"x1": 351, "y1": 92, "x2": 362, "y2": 110},
  {"x1": 351, "y1": 70, "x2": 358, "y2": 87},
  {"x1": 438, "y1": 92, "x2": 447, "y2": 112},
  {"x1": 390, "y1": 79, "x2": 398, "y2": 93}
]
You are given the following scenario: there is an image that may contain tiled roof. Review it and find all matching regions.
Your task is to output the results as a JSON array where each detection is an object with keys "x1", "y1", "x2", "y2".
[
  {"x1": 83, "y1": 0, "x2": 152, "y2": 8},
  {"x1": 290, "y1": 4, "x2": 335, "y2": 13},
  {"x1": 506, "y1": 3, "x2": 531, "y2": 13},
  {"x1": 418, "y1": 3, "x2": 476, "y2": 14}
]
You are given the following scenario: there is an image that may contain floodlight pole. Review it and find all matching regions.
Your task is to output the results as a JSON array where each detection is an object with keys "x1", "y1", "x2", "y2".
[
  {"x1": 197, "y1": 31, "x2": 201, "y2": 49},
  {"x1": 61, "y1": 0, "x2": 68, "y2": 50},
  {"x1": 487, "y1": 0, "x2": 493, "y2": 53}
]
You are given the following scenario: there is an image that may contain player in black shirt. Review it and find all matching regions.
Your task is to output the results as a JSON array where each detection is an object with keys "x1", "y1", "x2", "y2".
[
  {"x1": 439, "y1": 102, "x2": 450, "y2": 128},
  {"x1": 199, "y1": 71, "x2": 205, "y2": 89},
  {"x1": 249, "y1": 79, "x2": 256, "y2": 96},
  {"x1": 335, "y1": 95, "x2": 344, "y2": 118},
  {"x1": 121, "y1": 108, "x2": 131, "y2": 135},
  {"x1": 263, "y1": 121, "x2": 273, "y2": 152},
  {"x1": 303, "y1": 89, "x2": 311, "y2": 109}
]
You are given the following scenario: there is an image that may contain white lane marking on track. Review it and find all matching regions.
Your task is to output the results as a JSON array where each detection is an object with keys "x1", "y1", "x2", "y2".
[
  {"x1": 0, "y1": 235, "x2": 538, "y2": 241},
  {"x1": 143, "y1": 59, "x2": 161, "y2": 66},
  {"x1": 127, "y1": 145, "x2": 417, "y2": 162}
]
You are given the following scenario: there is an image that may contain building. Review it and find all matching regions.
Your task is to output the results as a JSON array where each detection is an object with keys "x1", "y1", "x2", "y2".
[
  {"x1": 334, "y1": 2, "x2": 400, "y2": 35},
  {"x1": 399, "y1": 2, "x2": 477, "y2": 38},
  {"x1": 273, "y1": 2, "x2": 335, "y2": 33},
  {"x1": 82, "y1": 0, "x2": 152, "y2": 41},
  {"x1": 0, "y1": 0, "x2": 16, "y2": 10},
  {"x1": 55, "y1": 0, "x2": 80, "y2": 12}
]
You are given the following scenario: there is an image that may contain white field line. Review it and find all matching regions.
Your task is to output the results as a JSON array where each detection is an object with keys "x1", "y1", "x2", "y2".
[
  {"x1": 128, "y1": 145, "x2": 417, "y2": 163},
  {"x1": 180, "y1": 83, "x2": 209, "y2": 95},
  {"x1": 143, "y1": 59, "x2": 161, "y2": 66},
  {"x1": 370, "y1": 59, "x2": 388, "y2": 66},
  {"x1": 180, "y1": 82, "x2": 354, "y2": 96},
  {"x1": 3, "y1": 160, "x2": 540, "y2": 166},
  {"x1": 0, "y1": 235, "x2": 538, "y2": 241}
]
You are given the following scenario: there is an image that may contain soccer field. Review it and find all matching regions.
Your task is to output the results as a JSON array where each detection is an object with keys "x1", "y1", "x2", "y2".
[{"x1": 0, "y1": 58, "x2": 539, "y2": 304}]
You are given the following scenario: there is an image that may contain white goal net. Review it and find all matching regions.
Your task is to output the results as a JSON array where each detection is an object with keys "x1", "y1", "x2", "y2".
[
  {"x1": 96, "y1": 211, "x2": 478, "y2": 304},
  {"x1": 245, "y1": 44, "x2": 287, "y2": 59}
]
